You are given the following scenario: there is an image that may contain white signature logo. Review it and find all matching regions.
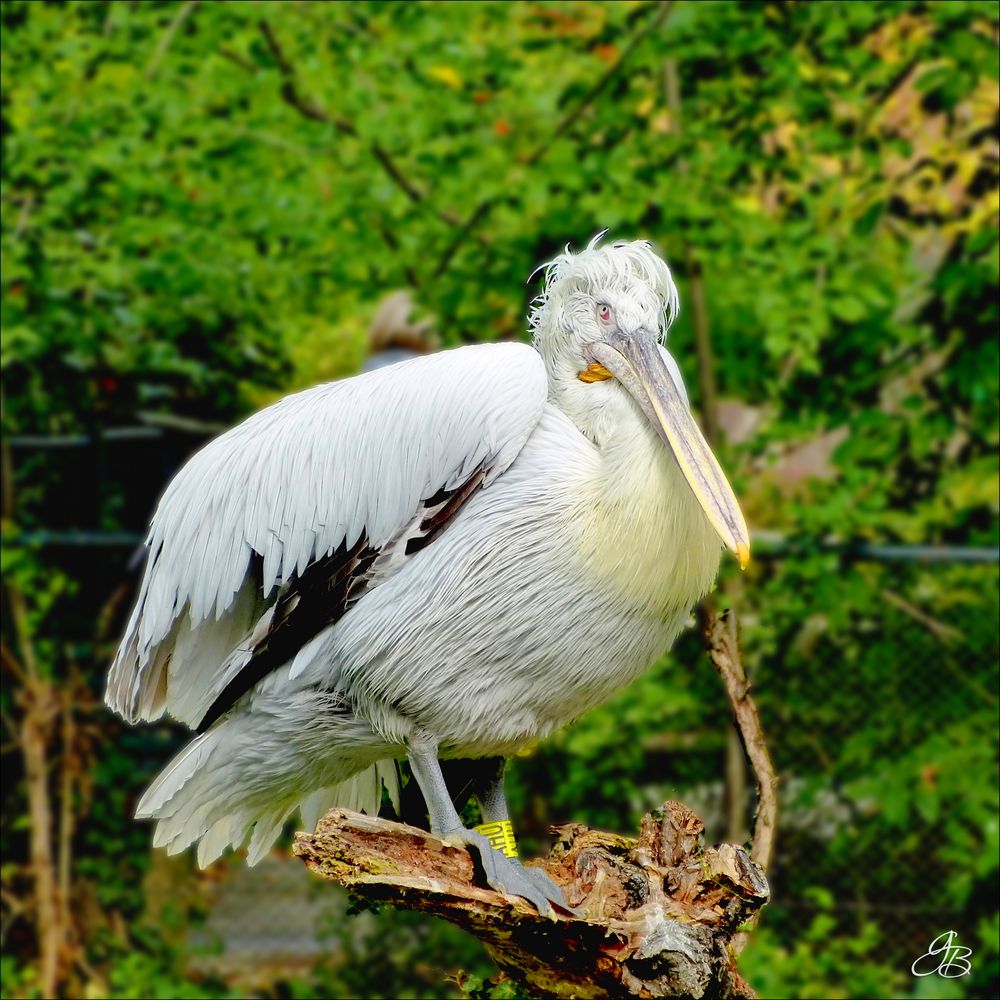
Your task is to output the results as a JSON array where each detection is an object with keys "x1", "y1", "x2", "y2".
[{"x1": 911, "y1": 931, "x2": 972, "y2": 978}]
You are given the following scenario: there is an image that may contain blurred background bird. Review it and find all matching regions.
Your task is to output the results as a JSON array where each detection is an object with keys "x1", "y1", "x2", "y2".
[{"x1": 105, "y1": 237, "x2": 748, "y2": 913}]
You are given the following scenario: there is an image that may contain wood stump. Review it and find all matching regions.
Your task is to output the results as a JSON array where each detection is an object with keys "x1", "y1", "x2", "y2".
[{"x1": 293, "y1": 800, "x2": 769, "y2": 998}]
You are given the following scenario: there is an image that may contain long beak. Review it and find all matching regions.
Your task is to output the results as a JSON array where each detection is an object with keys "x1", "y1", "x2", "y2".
[{"x1": 589, "y1": 333, "x2": 750, "y2": 569}]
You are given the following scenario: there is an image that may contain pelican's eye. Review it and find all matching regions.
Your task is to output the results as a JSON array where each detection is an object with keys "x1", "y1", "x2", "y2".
[{"x1": 597, "y1": 303, "x2": 613, "y2": 324}]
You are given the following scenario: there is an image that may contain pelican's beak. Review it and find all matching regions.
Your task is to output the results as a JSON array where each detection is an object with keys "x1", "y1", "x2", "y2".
[{"x1": 588, "y1": 332, "x2": 750, "y2": 569}]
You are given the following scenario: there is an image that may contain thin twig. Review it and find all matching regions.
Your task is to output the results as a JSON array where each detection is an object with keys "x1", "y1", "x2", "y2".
[
  {"x1": 145, "y1": 0, "x2": 200, "y2": 79},
  {"x1": 881, "y1": 591, "x2": 995, "y2": 704},
  {"x1": 20, "y1": 676, "x2": 62, "y2": 996},
  {"x1": 0, "y1": 389, "x2": 13, "y2": 521},
  {"x1": 0, "y1": 639, "x2": 27, "y2": 683},
  {"x1": 13, "y1": 190, "x2": 35, "y2": 242},
  {"x1": 7, "y1": 588, "x2": 39, "y2": 680},
  {"x1": 702, "y1": 608, "x2": 777, "y2": 957},
  {"x1": 100, "y1": 0, "x2": 117, "y2": 36},
  {"x1": 370, "y1": 143, "x2": 427, "y2": 205},
  {"x1": 0, "y1": 887, "x2": 29, "y2": 949},
  {"x1": 258, "y1": 20, "x2": 439, "y2": 217},
  {"x1": 258, "y1": 19, "x2": 357, "y2": 133},
  {"x1": 217, "y1": 46, "x2": 259, "y2": 74},
  {"x1": 882, "y1": 589, "x2": 960, "y2": 643},
  {"x1": 58, "y1": 687, "x2": 76, "y2": 963},
  {"x1": 685, "y1": 254, "x2": 720, "y2": 440},
  {"x1": 433, "y1": 197, "x2": 498, "y2": 277}
]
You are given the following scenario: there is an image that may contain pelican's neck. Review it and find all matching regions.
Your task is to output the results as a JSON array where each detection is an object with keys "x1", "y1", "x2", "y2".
[
  {"x1": 599, "y1": 403, "x2": 664, "y2": 474},
  {"x1": 580, "y1": 402, "x2": 722, "y2": 617}
]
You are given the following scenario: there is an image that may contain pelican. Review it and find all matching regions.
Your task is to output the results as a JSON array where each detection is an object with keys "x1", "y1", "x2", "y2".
[{"x1": 107, "y1": 237, "x2": 749, "y2": 914}]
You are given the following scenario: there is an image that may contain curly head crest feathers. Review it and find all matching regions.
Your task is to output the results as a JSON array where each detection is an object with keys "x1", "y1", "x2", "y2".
[{"x1": 528, "y1": 236, "x2": 680, "y2": 344}]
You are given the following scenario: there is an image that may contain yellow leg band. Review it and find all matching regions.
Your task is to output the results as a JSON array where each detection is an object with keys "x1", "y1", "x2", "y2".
[{"x1": 474, "y1": 819, "x2": 518, "y2": 859}]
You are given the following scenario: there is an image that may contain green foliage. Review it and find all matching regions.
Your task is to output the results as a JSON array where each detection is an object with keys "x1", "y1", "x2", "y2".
[
  {"x1": 94, "y1": 933, "x2": 245, "y2": 1000},
  {"x1": 303, "y1": 906, "x2": 493, "y2": 1000},
  {"x1": 741, "y1": 898, "x2": 906, "y2": 1000},
  {"x1": 1, "y1": 1, "x2": 997, "y2": 998}
]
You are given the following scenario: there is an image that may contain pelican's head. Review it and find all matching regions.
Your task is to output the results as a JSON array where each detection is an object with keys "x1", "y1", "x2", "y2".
[{"x1": 529, "y1": 236, "x2": 749, "y2": 569}]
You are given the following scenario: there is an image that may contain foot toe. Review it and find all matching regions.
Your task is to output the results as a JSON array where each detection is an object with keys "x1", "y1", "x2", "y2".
[{"x1": 519, "y1": 863, "x2": 578, "y2": 915}]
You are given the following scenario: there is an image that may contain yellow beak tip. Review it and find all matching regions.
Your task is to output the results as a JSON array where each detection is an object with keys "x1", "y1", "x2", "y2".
[{"x1": 737, "y1": 542, "x2": 750, "y2": 571}]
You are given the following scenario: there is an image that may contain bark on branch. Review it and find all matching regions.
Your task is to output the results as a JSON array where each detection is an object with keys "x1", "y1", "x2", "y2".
[
  {"x1": 703, "y1": 610, "x2": 778, "y2": 879},
  {"x1": 294, "y1": 800, "x2": 768, "y2": 999},
  {"x1": 702, "y1": 609, "x2": 779, "y2": 957}
]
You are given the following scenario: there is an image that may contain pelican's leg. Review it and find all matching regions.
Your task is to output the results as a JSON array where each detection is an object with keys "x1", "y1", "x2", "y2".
[
  {"x1": 471, "y1": 757, "x2": 571, "y2": 911},
  {"x1": 470, "y1": 756, "x2": 510, "y2": 821},
  {"x1": 406, "y1": 733, "x2": 558, "y2": 916}
]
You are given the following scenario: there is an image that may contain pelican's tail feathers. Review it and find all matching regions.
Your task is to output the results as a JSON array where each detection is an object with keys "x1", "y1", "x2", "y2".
[{"x1": 136, "y1": 691, "x2": 394, "y2": 868}]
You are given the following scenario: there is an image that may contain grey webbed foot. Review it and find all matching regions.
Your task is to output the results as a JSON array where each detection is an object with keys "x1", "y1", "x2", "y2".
[
  {"x1": 444, "y1": 828, "x2": 571, "y2": 917},
  {"x1": 516, "y1": 862, "x2": 577, "y2": 913}
]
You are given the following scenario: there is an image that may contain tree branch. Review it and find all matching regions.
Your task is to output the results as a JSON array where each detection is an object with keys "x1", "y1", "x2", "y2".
[
  {"x1": 295, "y1": 800, "x2": 767, "y2": 998},
  {"x1": 217, "y1": 45, "x2": 259, "y2": 75},
  {"x1": 18, "y1": 673, "x2": 62, "y2": 997},
  {"x1": 882, "y1": 589, "x2": 960, "y2": 643},
  {"x1": 258, "y1": 19, "x2": 359, "y2": 135},
  {"x1": 256, "y1": 19, "x2": 464, "y2": 232},
  {"x1": 432, "y1": 197, "x2": 498, "y2": 278},
  {"x1": 702, "y1": 609, "x2": 779, "y2": 956}
]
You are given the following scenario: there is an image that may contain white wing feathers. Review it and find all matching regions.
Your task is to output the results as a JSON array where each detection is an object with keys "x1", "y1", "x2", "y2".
[{"x1": 107, "y1": 342, "x2": 548, "y2": 727}]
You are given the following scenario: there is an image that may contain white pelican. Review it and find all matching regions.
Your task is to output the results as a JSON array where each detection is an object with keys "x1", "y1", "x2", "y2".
[{"x1": 107, "y1": 237, "x2": 749, "y2": 913}]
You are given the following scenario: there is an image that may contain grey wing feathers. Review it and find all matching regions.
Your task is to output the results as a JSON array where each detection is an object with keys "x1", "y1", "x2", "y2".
[{"x1": 107, "y1": 342, "x2": 548, "y2": 727}]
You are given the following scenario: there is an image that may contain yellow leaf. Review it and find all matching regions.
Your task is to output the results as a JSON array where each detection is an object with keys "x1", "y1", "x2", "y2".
[
  {"x1": 797, "y1": 60, "x2": 818, "y2": 83},
  {"x1": 428, "y1": 66, "x2": 462, "y2": 89},
  {"x1": 732, "y1": 194, "x2": 762, "y2": 215},
  {"x1": 650, "y1": 111, "x2": 672, "y2": 135},
  {"x1": 811, "y1": 154, "x2": 842, "y2": 179},
  {"x1": 95, "y1": 62, "x2": 137, "y2": 90},
  {"x1": 7, "y1": 93, "x2": 33, "y2": 131}
]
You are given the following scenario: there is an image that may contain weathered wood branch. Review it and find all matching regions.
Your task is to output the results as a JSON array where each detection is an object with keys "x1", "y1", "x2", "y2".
[
  {"x1": 294, "y1": 800, "x2": 768, "y2": 999},
  {"x1": 703, "y1": 610, "x2": 778, "y2": 879},
  {"x1": 702, "y1": 609, "x2": 778, "y2": 957}
]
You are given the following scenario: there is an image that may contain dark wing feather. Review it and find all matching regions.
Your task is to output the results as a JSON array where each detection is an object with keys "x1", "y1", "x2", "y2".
[{"x1": 196, "y1": 467, "x2": 486, "y2": 732}]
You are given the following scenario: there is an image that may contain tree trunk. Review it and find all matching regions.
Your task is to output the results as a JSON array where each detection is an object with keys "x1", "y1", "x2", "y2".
[{"x1": 21, "y1": 678, "x2": 62, "y2": 998}]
